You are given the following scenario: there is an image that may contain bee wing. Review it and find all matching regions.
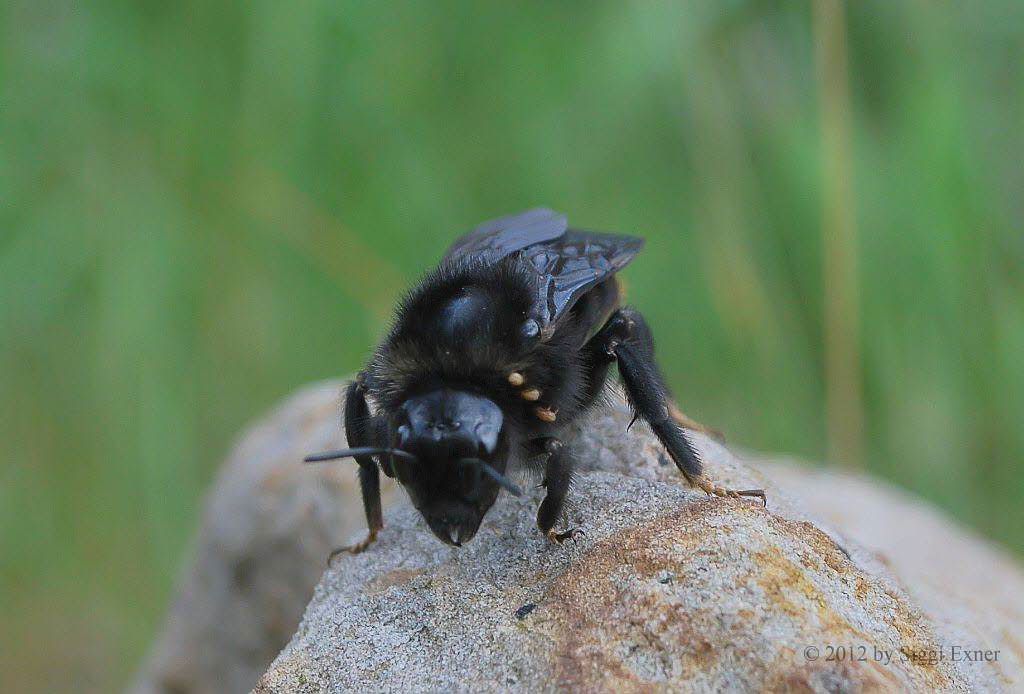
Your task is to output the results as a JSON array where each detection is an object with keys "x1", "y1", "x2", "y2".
[
  {"x1": 444, "y1": 208, "x2": 568, "y2": 263},
  {"x1": 444, "y1": 209, "x2": 644, "y2": 338},
  {"x1": 523, "y1": 230, "x2": 644, "y2": 337}
]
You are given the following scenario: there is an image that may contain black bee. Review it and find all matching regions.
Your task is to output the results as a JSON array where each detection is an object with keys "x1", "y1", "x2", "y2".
[{"x1": 306, "y1": 208, "x2": 764, "y2": 557}]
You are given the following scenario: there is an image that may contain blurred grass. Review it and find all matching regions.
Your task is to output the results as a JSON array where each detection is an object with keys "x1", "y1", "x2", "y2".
[{"x1": 2, "y1": 1, "x2": 1022, "y2": 690}]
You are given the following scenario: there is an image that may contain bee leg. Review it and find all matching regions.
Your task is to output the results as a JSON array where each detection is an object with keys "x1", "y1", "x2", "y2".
[
  {"x1": 532, "y1": 438, "x2": 585, "y2": 544},
  {"x1": 692, "y1": 477, "x2": 766, "y2": 504},
  {"x1": 592, "y1": 308, "x2": 766, "y2": 506},
  {"x1": 327, "y1": 524, "x2": 378, "y2": 564},
  {"x1": 328, "y1": 376, "x2": 384, "y2": 564},
  {"x1": 669, "y1": 402, "x2": 725, "y2": 443}
]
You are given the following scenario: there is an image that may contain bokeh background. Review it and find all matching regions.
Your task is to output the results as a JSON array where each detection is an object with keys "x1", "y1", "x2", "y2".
[{"x1": 2, "y1": 1, "x2": 1022, "y2": 690}]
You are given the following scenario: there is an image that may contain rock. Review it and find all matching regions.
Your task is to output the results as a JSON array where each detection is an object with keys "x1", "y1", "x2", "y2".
[
  {"x1": 247, "y1": 382, "x2": 1024, "y2": 693},
  {"x1": 132, "y1": 380, "x2": 1024, "y2": 692},
  {"x1": 760, "y1": 460, "x2": 1024, "y2": 691},
  {"x1": 131, "y1": 382, "x2": 397, "y2": 694}
]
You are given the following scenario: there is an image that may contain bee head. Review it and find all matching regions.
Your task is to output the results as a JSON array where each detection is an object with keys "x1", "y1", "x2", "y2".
[{"x1": 391, "y1": 388, "x2": 521, "y2": 546}]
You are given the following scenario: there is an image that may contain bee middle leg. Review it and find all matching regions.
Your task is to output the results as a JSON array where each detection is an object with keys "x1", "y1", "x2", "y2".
[
  {"x1": 530, "y1": 437, "x2": 584, "y2": 544},
  {"x1": 328, "y1": 376, "x2": 385, "y2": 564},
  {"x1": 590, "y1": 307, "x2": 765, "y2": 505}
]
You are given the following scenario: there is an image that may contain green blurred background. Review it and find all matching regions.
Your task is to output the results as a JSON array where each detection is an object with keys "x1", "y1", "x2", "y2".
[{"x1": 2, "y1": 0, "x2": 1022, "y2": 690}]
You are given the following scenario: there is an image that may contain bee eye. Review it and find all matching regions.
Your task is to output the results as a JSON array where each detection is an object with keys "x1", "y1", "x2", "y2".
[{"x1": 521, "y1": 319, "x2": 540, "y2": 341}]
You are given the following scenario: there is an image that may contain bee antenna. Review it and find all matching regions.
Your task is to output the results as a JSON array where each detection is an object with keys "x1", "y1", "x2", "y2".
[
  {"x1": 304, "y1": 447, "x2": 417, "y2": 463},
  {"x1": 458, "y1": 458, "x2": 524, "y2": 497}
]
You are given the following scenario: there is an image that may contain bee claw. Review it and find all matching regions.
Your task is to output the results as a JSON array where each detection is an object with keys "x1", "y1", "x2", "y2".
[
  {"x1": 547, "y1": 527, "x2": 584, "y2": 544},
  {"x1": 327, "y1": 529, "x2": 379, "y2": 565},
  {"x1": 694, "y1": 478, "x2": 767, "y2": 506}
]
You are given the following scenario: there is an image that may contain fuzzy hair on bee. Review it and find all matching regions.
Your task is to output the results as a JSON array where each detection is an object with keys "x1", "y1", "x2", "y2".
[{"x1": 305, "y1": 208, "x2": 765, "y2": 557}]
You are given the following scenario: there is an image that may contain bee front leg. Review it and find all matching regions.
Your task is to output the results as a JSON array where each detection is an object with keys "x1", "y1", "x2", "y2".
[
  {"x1": 531, "y1": 437, "x2": 584, "y2": 544},
  {"x1": 328, "y1": 376, "x2": 384, "y2": 564},
  {"x1": 593, "y1": 308, "x2": 766, "y2": 506}
]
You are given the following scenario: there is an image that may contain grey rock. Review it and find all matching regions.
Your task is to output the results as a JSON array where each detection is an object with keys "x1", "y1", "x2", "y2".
[
  {"x1": 133, "y1": 380, "x2": 1024, "y2": 693},
  {"x1": 253, "y1": 383, "x2": 1024, "y2": 692},
  {"x1": 131, "y1": 382, "x2": 398, "y2": 694}
]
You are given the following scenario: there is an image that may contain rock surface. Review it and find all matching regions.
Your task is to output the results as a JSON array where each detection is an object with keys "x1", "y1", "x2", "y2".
[
  {"x1": 133, "y1": 380, "x2": 1024, "y2": 693},
  {"x1": 248, "y1": 382, "x2": 1024, "y2": 693},
  {"x1": 761, "y1": 461, "x2": 1024, "y2": 691},
  {"x1": 131, "y1": 382, "x2": 398, "y2": 694}
]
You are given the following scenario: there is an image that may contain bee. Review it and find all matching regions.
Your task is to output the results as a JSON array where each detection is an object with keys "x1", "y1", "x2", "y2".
[{"x1": 306, "y1": 208, "x2": 764, "y2": 557}]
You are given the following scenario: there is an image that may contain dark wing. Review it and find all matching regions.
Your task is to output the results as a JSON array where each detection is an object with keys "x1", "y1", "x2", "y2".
[
  {"x1": 445, "y1": 208, "x2": 643, "y2": 338},
  {"x1": 522, "y1": 230, "x2": 644, "y2": 337},
  {"x1": 444, "y1": 207, "x2": 568, "y2": 263}
]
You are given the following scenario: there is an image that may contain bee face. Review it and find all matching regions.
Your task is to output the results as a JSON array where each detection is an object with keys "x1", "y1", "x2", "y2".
[
  {"x1": 417, "y1": 491, "x2": 495, "y2": 547},
  {"x1": 391, "y1": 388, "x2": 507, "y2": 546}
]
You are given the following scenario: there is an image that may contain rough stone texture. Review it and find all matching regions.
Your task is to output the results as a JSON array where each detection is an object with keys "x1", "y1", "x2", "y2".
[
  {"x1": 132, "y1": 380, "x2": 1024, "y2": 693},
  {"x1": 131, "y1": 382, "x2": 397, "y2": 694},
  {"x1": 761, "y1": 461, "x2": 1024, "y2": 691},
  {"x1": 246, "y1": 382, "x2": 1024, "y2": 693}
]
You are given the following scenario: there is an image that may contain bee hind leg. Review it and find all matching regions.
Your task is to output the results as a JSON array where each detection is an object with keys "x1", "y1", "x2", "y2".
[
  {"x1": 591, "y1": 307, "x2": 766, "y2": 506},
  {"x1": 669, "y1": 402, "x2": 725, "y2": 443},
  {"x1": 692, "y1": 477, "x2": 766, "y2": 506}
]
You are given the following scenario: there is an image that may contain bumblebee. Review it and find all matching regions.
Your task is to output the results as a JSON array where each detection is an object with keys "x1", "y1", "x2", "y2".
[{"x1": 306, "y1": 208, "x2": 764, "y2": 556}]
